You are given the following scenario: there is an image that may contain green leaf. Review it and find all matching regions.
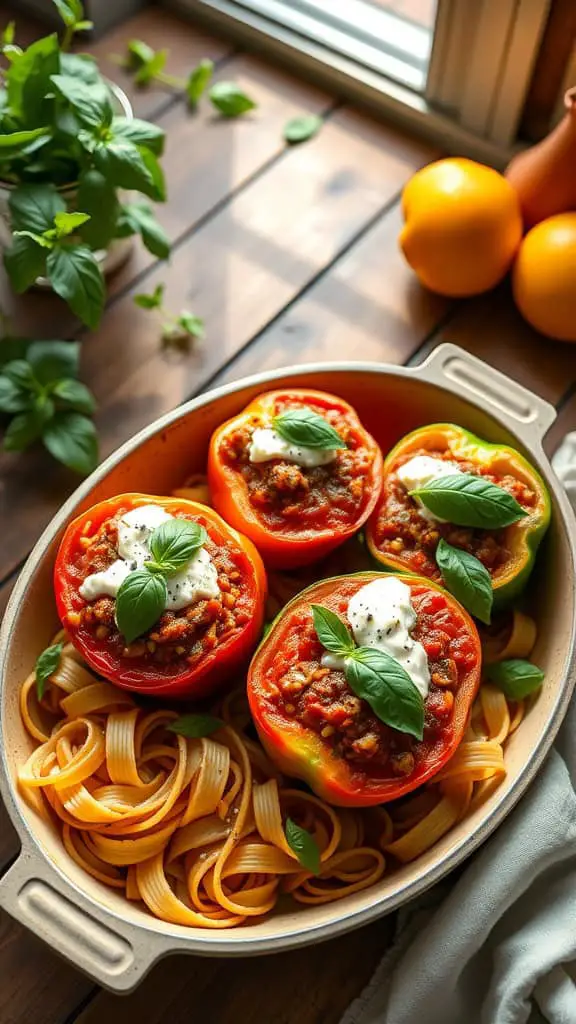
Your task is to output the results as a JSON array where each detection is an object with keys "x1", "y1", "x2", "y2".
[
  {"x1": 42, "y1": 411, "x2": 98, "y2": 474},
  {"x1": 4, "y1": 407, "x2": 46, "y2": 451},
  {"x1": 52, "y1": 0, "x2": 79, "y2": 26},
  {"x1": 134, "y1": 283, "x2": 164, "y2": 310},
  {"x1": 115, "y1": 569, "x2": 167, "y2": 644},
  {"x1": 0, "y1": 376, "x2": 31, "y2": 414},
  {"x1": 111, "y1": 116, "x2": 165, "y2": 156},
  {"x1": 412, "y1": 473, "x2": 527, "y2": 529},
  {"x1": 311, "y1": 604, "x2": 355, "y2": 656},
  {"x1": 50, "y1": 73, "x2": 113, "y2": 129},
  {"x1": 167, "y1": 714, "x2": 224, "y2": 738},
  {"x1": 134, "y1": 48, "x2": 167, "y2": 86},
  {"x1": 126, "y1": 39, "x2": 155, "y2": 69},
  {"x1": 52, "y1": 378, "x2": 96, "y2": 414},
  {"x1": 34, "y1": 391, "x2": 55, "y2": 424},
  {"x1": 35, "y1": 641, "x2": 63, "y2": 700},
  {"x1": 46, "y1": 245, "x2": 105, "y2": 330},
  {"x1": 3, "y1": 234, "x2": 47, "y2": 293},
  {"x1": 93, "y1": 138, "x2": 160, "y2": 199},
  {"x1": 9, "y1": 183, "x2": 66, "y2": 234},
  {"x1": 6, "y1": 34, "x2": 60, "y2": 126},
  {"x1": 117, "y1": 202, "x2": 170, "y2": 259},
  {"x1": 13, "y1": 229, "x2": 54, "y2": 249},
  {"x1": 273, "y1": 407, "x2": 346, "y2": 450},
  {"x1": 147, "y1": 519, "x2": 207, "y2": 575},
  {"x1": 0, "y1": 126, "x2": 51, "y2": 158},
  {"x1": 139, "y1": 147, "x2": 166, "y2": 201},
  {"x1": 186, "y1": 59, "x2": 214, "y2": 105},
  {"x1": 75, "y1": 20, "x2": 93, "y2": 32},
  {"x1": 209, "y1": 81, "x2": 257, "y2": 117},
  {"x1": 59, "y1": 52, "x2": 99, "y2": 84},
  {"x1": 76, "y1": 170, "x2": 119, "y2": 251},
  {"x1": 435, "y1": 538, "x2": 493, "y2": 625},
  {"x1": 285, "y1": 818, "x2": 320, "y2": 875},
  {"x1": 2, "y1": 359, "x2": 37, "y2": 390},
  {"x1": 2, "y1": 21, "x2": 16, "y2": 46},
  {"x1": 54, "y1": 211, "x2": 91, "y2": 238},
  {"x1": 345, "y1": 647, "x2": 425, "y2": 740},
  {"x1": 486, "y1": 659, "x2": 545, "y2": 701},
  {"x1": 283, "y1": 114, "x2": 322, "y2": 144},
  {"x1": 175, "y1": 312, "x2": 204, "y2": 339},
  {"x1": 27, "y1": 340, "x2": 79, "y2": 383}
]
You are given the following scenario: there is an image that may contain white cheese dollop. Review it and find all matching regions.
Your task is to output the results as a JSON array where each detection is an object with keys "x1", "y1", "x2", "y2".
[
  {"x1": 321, "y1": 577, "x2": 431, "y2": 699},
  {"x1": 396, "y1": 454, "x2": 464, "y2": 523},
  {"x1": 248, "y1": 427, "x2": 337, "y2": 469},
  {"x1": 79, "y1": 505, "x2": 220, "y2": 612}
]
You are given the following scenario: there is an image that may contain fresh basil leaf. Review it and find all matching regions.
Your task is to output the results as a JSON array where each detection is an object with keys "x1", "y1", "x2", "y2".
[
  {"x1": 116, "y1": 202, "x2": 170, "y2": 259},
  {"x1": 139, "y1": 147, "x2": 166, "y2": 202},
  {"x1": 126, "y1": 39, "x2": 155, "y2": 69},
  {"x1": 52, "y1": 0, "x2": 78, "y2": 26},
  {"x1": 53, "y1": 211, "x2": 90, "y2": 238},
  {"x1": 412, "y1": 473, "x2": 527, "y2": 529},
  {"x1": 175, "y1": 312, "x2": 204, "y2": 339},
  {"x1": 34, "y1": 391, "x2": 55, "y2": 424},
  {"x1": 283, "y1": 114, "x2": 322, "y2": 144},
  {"x1": 273, "y1": 407, "x2": 345, "y2": 450},
  {"x1": 50, "y1": 73, "x2": 113, "y2": 130},
  {"x1": 13, "y1": 229, "x2": 53, "y2": 249},
  {"x1": 2, "y1": 359, "x2": 37, "y2": 390},
  {"x1": 35, "y1": 641, "x2": 63, "y2": 700},
  {"x1": 148, "y1": 519, "x2": 208, "y2": 575},
  {"x1": 7, "y1": 34, "x2": 60, "y2": 125},
  {"x1": 311, "y1": 604, "x2": 355, "y2": 656},
  {"x1": 4, "y1": 407, "x2": 45, "y2": 451},
  {"x1": 93, "y1": 138, "x2": 156, "y2": 198},
  {"x1": 186, "y1": 59, "x2": 214, "y2": 105},
  {"x1": 52, "y1": 378, "x2": 95, "y2": 414},
  {"x1": 134, "y1": 283, "x2": 164, "y2": 310},
  {"x1": 9, "y1": 183, "x2": 66, "y2": 234},
  {"x1": 285, "y1": 818, "x2": 320, "y2": 875},
  {"x1": 111, "y1": 117, "x2": 165, "y2": 156},
  {"x1": 0, "y1": 126, "x2": 51, "y2": 157},
  {"x1": 59, "y1": 52, "x2": 99, "y2": 84},
  {"x1": 167, "y1": 714, "x2": 224, "y2": 738},
  {"x1": 345, "y1": 647, "x2": 424, "y2": 740},
  {"x1": 42, "y1": 411, "x2": 98, "y2": 474},
  {"x1": 487, "y1": 659, "x2": 544, "y2": 701},
  {"x1": 46, "y1": 245, "x2": 105, "y2": 330},
  {"x1": 134, "y1": 48, "x2": 167, "y2": 86},
  {"x1": 209, "y1": 81, "x2": 257, "y2": 117},
  {"x1": 2, "y1": 21, "x2": 15, "y2": 46},
  {"x1": 77, "y1": 170, "x2": 119, "y2": 251},
  {"x1": 27, "y1": 340, "x2": 79, "y2": 383},
  {"x1": 435, "y1": 538, "x2": 493, "y2": 625},
  {"x1": 3, "y1": 233, "x2": 47, "y2": 292},
  {"x1": 0, "y1": 376, "x2": 31, "y2": 414},
  {"x1": 116, "y1": 569, "x2": 167, "y2": 644}
]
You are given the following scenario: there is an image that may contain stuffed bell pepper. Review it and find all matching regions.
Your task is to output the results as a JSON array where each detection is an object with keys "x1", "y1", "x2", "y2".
[
  {"x1": 248, "y1": 571, "x2": 481, "y2": 806},
  {"x1": 55, "y1": 493, "x2": 266, "y2": 698},
  {"x1": 208, "y1": 389, "x2": 383, "y2": 569},
  {"x1": 366, "y1": 424, "x2": 550, "y2": 623}
]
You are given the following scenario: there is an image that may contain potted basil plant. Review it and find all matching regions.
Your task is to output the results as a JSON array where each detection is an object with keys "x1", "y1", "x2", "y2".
[{"x1": 0, "y1": 1, "x2": 170, "y2": 330}]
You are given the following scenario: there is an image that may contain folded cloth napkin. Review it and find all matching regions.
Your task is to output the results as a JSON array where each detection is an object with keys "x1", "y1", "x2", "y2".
[{"x1": 340, "y1": 435, "x2": 576, "y2": 1024}]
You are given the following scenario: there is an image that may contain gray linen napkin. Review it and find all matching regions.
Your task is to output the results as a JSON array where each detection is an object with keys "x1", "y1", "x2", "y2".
[{"x1": 340, "y1": 435, "x2": 576, "y2": 1024}]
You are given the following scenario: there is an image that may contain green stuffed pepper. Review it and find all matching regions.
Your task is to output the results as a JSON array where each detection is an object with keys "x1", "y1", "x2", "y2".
[{"x1": 366, "y1": 423, "x2": 550, "y2": 619}]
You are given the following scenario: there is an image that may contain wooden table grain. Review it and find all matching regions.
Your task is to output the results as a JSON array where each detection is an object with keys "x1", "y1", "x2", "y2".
[{"x1": 1, "y1": 7, "x2": 575, "y2": 1024}]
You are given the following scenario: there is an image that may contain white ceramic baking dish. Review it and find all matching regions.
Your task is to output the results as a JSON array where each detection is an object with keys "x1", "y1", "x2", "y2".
[{"x1": 1, "y1": 343, "x2": 574, "y2": 993}]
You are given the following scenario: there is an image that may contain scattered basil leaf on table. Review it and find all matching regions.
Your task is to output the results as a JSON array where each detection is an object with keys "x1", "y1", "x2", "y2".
[
  {"x1": 187, "y1": 59, "x2": 214, "y2": 105},
  {"x1": 486, "y1": 659, "x2": 544, "y2": 700},
  {"x1": 135, "y1": 48, "x2": 168, "y2": 87},
  {"x1": 273, "y1": 408, "x2": 345, "y2": 450},
  {"x1": 135, "y1": 284, "x2": 165, "y2": 310},
  {"x1": 345, "y1": 647, "x2": 425, "y2": 741},
  {"x1": 171, "y1": 312, "x2": 205, "y2": 340},
  {"x1": 285, "y1": 817, "x2": 321, "y2": 875},
  {"x1": 435, "y1": 538, "x2": 493, "y2": 625},
  {"x1": 310, "y1": 604, "x2": 355, "y2": 656},
  {"x1": 126, "y1": 38, "x2": 155, "y2": 69},
  {"x1": 35, "y1": 641, "x2": 63, "y2": 700},
  {"x1": 147, "y1": 519, "x2": 207, "y2": 575},
  {"x1": 42, "y1": 412, "x2": 99, "y2": 474},
  {"x1": 411, "y1": 473, "x2": 526, "y2": 529},
  {"x1": 209, "y1": 81, "x2": 257, "y2": 117},
  {"x1": 115, "y1": 570, "x2": 168, "y2": 645},
  {"x1": 168, "y1": 714, "x2": 224, "y2": 738},
  {"x1": 283, "y1": 114, "x2": 322, "y2": 144}
]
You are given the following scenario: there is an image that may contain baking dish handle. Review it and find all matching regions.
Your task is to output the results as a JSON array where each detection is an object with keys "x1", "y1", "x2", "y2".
[
  {"x1": 0, "y1": 842, "x2": 169, "y2": 993},
  {"x1": 413, "y1": 343, "x2": 557, "y2": 445}
]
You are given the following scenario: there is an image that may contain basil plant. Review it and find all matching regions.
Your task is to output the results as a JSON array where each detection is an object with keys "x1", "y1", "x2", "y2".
[{"x1": 0, "y1": 1, "x2": 170, "y2": 330}]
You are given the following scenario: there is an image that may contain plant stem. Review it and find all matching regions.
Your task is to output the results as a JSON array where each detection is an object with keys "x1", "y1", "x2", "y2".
[
  {"x1": 155, "y1": 71, "x2": 186, "y2": 90},
  {"x1": 61, "y1": 24, "x2": 74, "y2": 52}
]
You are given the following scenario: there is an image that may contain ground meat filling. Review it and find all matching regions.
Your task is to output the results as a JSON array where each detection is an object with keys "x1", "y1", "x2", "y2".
[
  {"x1": 219, "y1": 399, "x2": 376, "y2": 530},
  {"x1": 269, "y1": 589, "x2": 477, "y2": 778},
  {"x1": 374, "y1": 446, "x2": 537, "y2": 579},
  {"x1": 71, "y1": 512, "x2": 251, "y2": 666}
]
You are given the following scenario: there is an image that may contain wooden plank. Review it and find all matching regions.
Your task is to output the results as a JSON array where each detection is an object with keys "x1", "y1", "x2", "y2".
[
  {"x1": 0, "y1": 110, "x2": 435, "y2": 583},
  {"x1": 210, "y1": 200, "x2": 448, "y2": 388}
]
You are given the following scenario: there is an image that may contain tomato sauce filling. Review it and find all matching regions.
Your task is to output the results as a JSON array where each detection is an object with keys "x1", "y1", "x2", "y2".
[
  {"x1": 262, "y1": 584, "x2": 478, "y2": 780},
  {"x1": 373, "y1": 447, "x2": 537, "y2": 579},
  {"x1": 66, "y1": 510, "x2": 253, "y2": 668},
  {"x1": 218, "y1": 397, "x2": 377, "y2": 531}
]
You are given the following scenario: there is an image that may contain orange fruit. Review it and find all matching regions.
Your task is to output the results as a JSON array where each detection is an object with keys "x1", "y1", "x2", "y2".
[
  {"x1": 512, "y1": 213, "x2": 576, "y2": 342},
  {"x1": 399, "y1": 158, "x2": 523, "y2": 297}
]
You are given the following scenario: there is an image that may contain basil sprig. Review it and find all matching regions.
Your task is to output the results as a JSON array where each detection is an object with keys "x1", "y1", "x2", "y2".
[
  {"x1": 311, "y1": 605, "x2": 424, "y2": 741},
  {"x1": 486, "y1": 659, "x2": 544, "y2": 700},
  {"x1": 435, "y1": 538, "x2": 493, "y2": 625},
  {"x1": 115, "y1": 518, "x2": 208, "y2": 644},
  {"x1": 167, "y1": 714, "x2": 224, "y2": 737},
  {"x1": 35, "y1": 641, "x2": 63, "y2": 700},
  {"x1": 273, "y1": 407, "x2": 346, "y2": 451},
  {"x1": 285, "y1": 817, "x2": 321, "y2": 875},
  {"x1": 411, "y1": 473, "x2": 527, "y2": 529}
]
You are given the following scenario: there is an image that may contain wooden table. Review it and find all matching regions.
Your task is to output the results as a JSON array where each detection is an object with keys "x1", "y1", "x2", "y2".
[{"x1": 1, "y1": 7, "x2": 576, "y2": 1023}]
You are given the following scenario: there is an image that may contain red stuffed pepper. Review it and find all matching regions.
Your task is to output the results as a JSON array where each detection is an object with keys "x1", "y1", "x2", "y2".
[
  {"x1": 207, "y1": 389, "x2": 383, "y2": 569},
  {"x1": 55, "y1": 493, "x2": 266, "y2": 698},
  {"x1": 248, "y1": 572, "x2": 481, "y2": 806}
]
